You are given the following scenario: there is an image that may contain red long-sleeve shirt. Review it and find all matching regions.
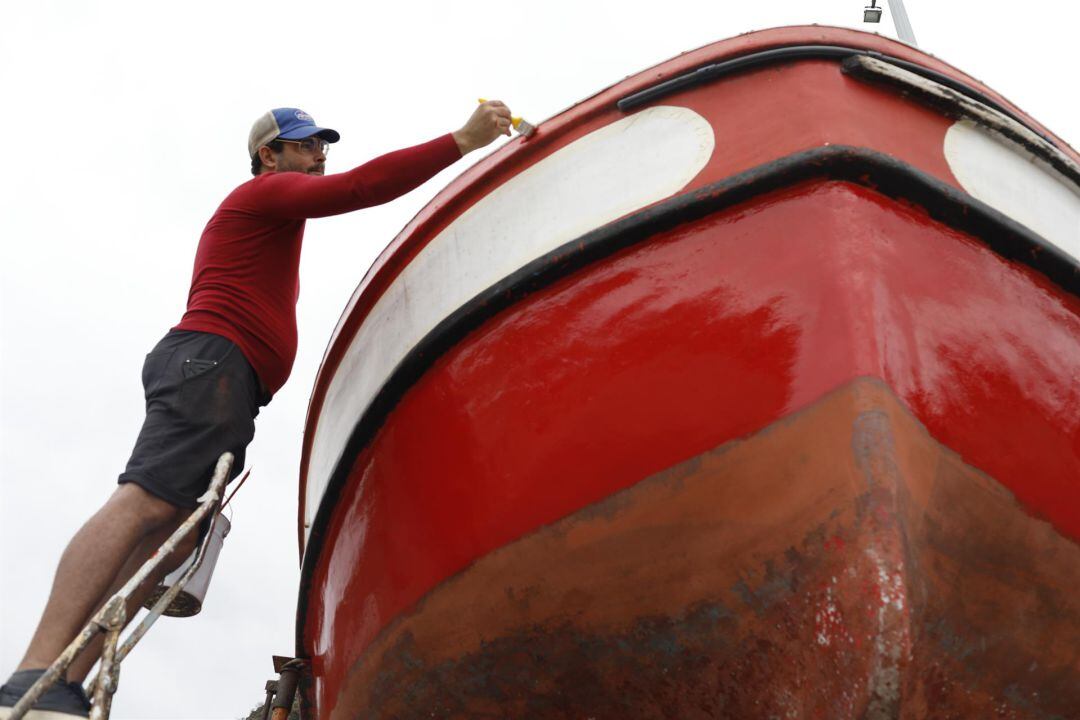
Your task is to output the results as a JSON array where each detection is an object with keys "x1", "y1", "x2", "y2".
[{"x1": 174, "y1": 133, "x2": 462, "y2": 396}]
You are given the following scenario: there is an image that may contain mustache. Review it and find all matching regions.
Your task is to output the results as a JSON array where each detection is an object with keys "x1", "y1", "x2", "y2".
[{"x1": 308, "y1": 164, "x2": 325, "y2": 174}]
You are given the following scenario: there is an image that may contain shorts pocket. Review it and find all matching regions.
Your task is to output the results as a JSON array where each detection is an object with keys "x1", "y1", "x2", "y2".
[
  {"x1": 182, "y1": 357, "x2": 221, "y2": 380},
  {"x1": 178, "y1": 343, "x2": 239, "y2": 414},
  {"x1": 178, "y1": 338, "x2": 236, "y2": 384}
]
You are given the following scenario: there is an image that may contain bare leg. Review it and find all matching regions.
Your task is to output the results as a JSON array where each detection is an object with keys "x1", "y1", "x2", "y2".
[
  {"x1": 65, "y1": 521, "x2": 198, "y2": 683},
  {"x1": 16, "y1": 483, "x2": 186, "y2": 674}
]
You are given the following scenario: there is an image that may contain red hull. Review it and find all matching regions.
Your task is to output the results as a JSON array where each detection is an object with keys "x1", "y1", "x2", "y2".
[{"x1": 296, "y1": 27, "x2": 1080, "y2": 719}]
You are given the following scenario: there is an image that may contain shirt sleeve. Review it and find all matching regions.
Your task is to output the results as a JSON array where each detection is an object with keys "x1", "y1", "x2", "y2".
[{"x1": 245, "y1": 133, "x2": 463, "y2": 220}]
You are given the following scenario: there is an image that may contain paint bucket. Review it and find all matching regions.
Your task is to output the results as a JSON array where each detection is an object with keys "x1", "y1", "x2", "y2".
[{"x1": 143, "y1": 513, "x2": 231, "y2": 617}]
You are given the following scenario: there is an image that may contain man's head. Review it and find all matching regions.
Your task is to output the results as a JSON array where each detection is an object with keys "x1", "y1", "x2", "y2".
[{"x1": 248, "y1": 108, "x2": 340, "y2": 176}]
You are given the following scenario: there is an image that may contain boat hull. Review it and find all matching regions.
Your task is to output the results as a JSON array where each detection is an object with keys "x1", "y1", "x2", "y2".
[
  {"x1": 303, "y1": 181, "x2": 1080, "y2": 718},
  {"x1": 295, "y1": 26, "x2": 1080, "y2": 719}
]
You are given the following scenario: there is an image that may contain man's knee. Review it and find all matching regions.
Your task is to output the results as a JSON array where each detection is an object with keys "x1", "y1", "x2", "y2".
[{"x1": 110, "y1": 483, "x2": 187, "y2": 533}]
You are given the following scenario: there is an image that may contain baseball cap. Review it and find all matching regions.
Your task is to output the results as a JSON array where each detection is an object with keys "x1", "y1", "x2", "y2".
[{"x1": 248, "y1": 108, "x2": 341, "y2": 158}]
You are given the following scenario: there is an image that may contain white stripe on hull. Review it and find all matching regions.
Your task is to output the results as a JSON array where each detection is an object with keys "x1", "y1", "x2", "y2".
[{"x1": 944, "y1": 119, "x2": 1080, "y2": 262}]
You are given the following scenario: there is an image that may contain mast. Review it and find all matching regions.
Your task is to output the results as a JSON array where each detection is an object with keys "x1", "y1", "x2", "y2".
[{"x1": 889, "y1": 0, "x2": 919, "y2": 46}]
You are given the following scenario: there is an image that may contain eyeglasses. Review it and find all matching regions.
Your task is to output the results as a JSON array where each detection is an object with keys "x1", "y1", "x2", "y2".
[{"x1": 276, "y1": 137, "x2": 329, "y2": 155}]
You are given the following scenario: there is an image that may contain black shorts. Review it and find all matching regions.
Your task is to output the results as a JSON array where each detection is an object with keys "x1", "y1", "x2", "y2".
[{"x1": 118, "y1": 330, "x2": 266, "y2": 508}]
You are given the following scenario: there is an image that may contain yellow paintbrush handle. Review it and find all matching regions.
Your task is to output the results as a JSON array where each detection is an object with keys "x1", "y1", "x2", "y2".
[{"x1": 478, "y1": 98, "x2": 522, "y2": 126}]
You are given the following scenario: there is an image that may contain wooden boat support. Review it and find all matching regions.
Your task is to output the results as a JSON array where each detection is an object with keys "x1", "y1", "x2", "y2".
[{"x1": 293, "y1": 26, "x2": 1080, "y2": 719}]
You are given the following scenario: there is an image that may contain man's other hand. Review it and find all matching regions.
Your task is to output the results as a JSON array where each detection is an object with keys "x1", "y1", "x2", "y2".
[{"x1": 453, "y1": 100, "x2": 513, "y2": 155}]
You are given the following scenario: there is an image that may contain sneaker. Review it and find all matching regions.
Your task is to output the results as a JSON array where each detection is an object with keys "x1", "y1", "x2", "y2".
[{"x1": 0, "y1": 670, "x2": 91, "y2": 719}]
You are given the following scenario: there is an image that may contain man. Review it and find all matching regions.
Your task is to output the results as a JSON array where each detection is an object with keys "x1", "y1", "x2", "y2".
[{"x1": 1, "y1": 100, "x2": 513, "y2": 718}]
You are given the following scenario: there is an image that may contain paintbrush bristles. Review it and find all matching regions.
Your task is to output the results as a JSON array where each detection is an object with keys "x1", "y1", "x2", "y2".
[{"x1": 511, "y1": 117, "x2": 537, "y2": 137}]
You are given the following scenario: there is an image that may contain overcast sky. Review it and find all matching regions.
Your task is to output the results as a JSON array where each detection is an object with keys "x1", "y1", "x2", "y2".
[{"x1": 1, "y1": 2, "x2": 1077, "y2": 718}]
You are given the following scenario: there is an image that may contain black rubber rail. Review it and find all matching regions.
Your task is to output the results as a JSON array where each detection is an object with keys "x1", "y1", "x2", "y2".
[
  {"x1": 295, "y1": 145, "x2": 1080, "y2": 659},
  {"x1": 616, "y1": 44, "x2": 1052, "y2": 143}
]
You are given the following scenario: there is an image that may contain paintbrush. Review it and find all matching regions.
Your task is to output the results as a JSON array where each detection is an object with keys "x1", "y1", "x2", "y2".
[{"x1": 478, "y1": 98, "x2": 536, "y2": 138}]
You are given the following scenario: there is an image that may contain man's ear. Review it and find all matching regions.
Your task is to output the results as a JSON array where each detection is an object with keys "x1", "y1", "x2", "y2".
[{"x1": 258, "y1": 145, "x2": 278, "y2": 171}]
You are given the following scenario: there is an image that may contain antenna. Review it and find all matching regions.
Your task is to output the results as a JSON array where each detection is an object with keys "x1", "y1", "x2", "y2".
[{"x1": 863, "y1": 0, "x2": 919, "y2": 46}]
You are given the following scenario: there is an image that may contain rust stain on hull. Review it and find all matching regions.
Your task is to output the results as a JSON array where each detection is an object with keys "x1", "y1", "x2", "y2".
[{"x1": 328, "y1": 379, "x2": 1080, "y2": 719}]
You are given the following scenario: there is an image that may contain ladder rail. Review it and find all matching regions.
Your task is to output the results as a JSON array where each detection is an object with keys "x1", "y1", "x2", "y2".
[
  {"x1": 86, "y1": 490, "x2": 230, "y2": 706},
  {"x1": 6, "y1": 452, "x2": 234, "y2": 720}
]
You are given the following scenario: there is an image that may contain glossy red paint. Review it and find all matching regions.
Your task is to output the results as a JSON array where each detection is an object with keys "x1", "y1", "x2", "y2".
[
  {"x1": 297, "y1": 26, "x2": 1080, "y2": 551},
  {"x1": 303, "y1": 182, "x2": 1080, "y2": 715}
]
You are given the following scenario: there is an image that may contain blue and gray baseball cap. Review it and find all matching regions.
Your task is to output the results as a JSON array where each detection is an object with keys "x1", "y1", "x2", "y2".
[{"x1": 248, "y1": 108, "x2": 340, "y2": 157}]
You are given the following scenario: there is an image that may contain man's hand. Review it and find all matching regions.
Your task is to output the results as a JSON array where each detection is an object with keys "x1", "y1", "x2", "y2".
[{"x1": 453, "y1": 100, "x2": 513, "y2": 155}]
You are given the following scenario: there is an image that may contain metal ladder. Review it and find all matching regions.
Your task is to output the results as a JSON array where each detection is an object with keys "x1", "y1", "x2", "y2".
[{"x1": 7, "y1": 453, "x2": 235, "y2": 720}]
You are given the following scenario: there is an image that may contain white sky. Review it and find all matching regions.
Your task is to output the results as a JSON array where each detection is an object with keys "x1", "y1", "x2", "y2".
[{"x1": 1, "y1": 1, "x2": 1077, "y2": 718}]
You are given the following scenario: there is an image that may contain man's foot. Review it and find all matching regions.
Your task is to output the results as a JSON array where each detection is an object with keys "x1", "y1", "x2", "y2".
[{"x1": 0, "y1": 670, "x2": 91, "y2": 719}]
